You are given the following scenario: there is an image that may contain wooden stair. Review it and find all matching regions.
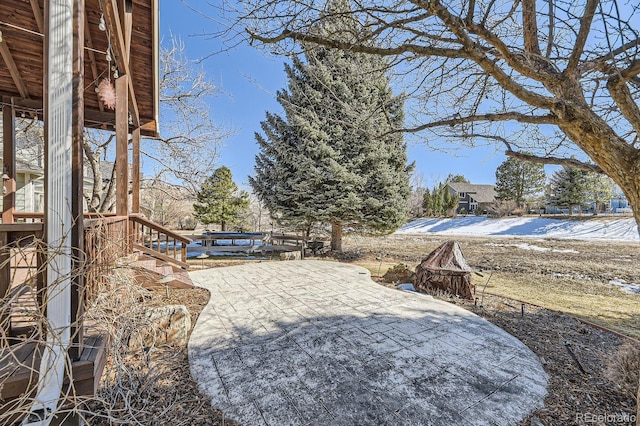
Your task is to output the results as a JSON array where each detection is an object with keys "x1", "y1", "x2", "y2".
[{"x1": 129, "y1": 255, "x2": 194, "y2": 289}]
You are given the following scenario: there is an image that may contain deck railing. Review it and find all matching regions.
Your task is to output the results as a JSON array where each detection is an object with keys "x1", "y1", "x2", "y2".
[
  {"x1": 0, "y1": 223, "x2": 45, "y2": 337},
  {"x1": 2, "y1": 213, "x2": 191, "y2": 328},
  {"x1": 83, "y1": 215, "x2": 130, "y2": 301},
  {"x1": 128, "y1": 214, "x2": 191, "y2": 269},
  {"x1": 12, "y1": 212, "x2": 45, "y2": 223}
]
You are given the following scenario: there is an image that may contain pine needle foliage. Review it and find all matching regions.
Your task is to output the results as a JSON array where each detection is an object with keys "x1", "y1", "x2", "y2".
[{"x1": 250, "y1": 1, "x2": 411, "y2": 249}]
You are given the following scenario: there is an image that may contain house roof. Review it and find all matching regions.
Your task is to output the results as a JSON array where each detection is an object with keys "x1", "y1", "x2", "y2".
[
  {"x1": 0, "y1": 0, "x2": 159, "y2": 137},
  {"x1": 0, "y1": 154, "x2": 43, "y2": 175},
  {"x1": 447, "y1": 182, "x2": 497, "y2": 203}
]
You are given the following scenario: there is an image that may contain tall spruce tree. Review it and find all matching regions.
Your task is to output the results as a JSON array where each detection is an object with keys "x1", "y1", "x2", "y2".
[
  {"x1": 495, "y1": 157, "x2": 546, "y2": 207},
  {"x1": 250, "y1": 1, "x2": 410, "y2": 251},
  {"x1": 547, "y1": 166, "x2": 588, "y2": 214},
  {"x1": 194, "y1": 166, "x2": 250, "y2": 231}
]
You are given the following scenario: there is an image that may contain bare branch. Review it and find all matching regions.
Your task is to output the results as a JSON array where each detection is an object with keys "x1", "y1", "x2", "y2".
[
  {"x1": 607, "y1": 67, "x2": 640, "y2": 135},
  {"x1": 506, "y1": 150, "x2": 604, "y2": 173},
  {"x1": 427, "y1": 0, "x2": 556, "y2": 108},
  {"x1": 546, "y1": 0, "x2": 555, "y2": 59},
  {"x1": 522, "y1": 0, "x2": 541, "y2": 55},
  {"x1": 565, "y1": 0, "x2": 598, "y2": 74},
  {"x1": 246, "y1": 28, "x2": 467, "y2": 59},
  {"x1": 395, "y1": 112, "x2": 559, "y2": 134}
]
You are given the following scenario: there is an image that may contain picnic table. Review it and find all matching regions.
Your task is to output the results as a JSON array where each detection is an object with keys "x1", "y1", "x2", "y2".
[{"x1": 195, "y1": 232, "x2": 267, "y2": 248}]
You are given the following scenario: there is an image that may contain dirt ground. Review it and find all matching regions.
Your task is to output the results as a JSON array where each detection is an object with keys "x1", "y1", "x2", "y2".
[
  {"x1": 340, "y1": 233, "x2": 640, "y2": 283},
  {"x1": 88, "y1": 233, "x2": 639, "y2": 425},
  {"x1": 341, "y1": 233, "x2": 640, "y2": 425},
  {"x1": 86, "y1": 286, "x2": 238, "y2": 426},
  {"x1": 341, "y1": 233, "x2": 640, "y2": 339}
]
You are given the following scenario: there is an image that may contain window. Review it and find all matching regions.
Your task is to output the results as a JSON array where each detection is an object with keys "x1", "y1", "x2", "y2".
[{"x1": 458, "y1": 192, "x2": 466, "y2": 198}]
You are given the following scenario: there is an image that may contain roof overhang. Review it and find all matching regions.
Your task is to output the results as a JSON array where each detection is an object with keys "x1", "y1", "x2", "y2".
[{"x1": 0, "y1": 0, "x2": 159, "y2": 137}]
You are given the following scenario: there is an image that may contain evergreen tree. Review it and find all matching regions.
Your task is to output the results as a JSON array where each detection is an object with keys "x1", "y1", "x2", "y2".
[
  {"x1": 495, "y1": 157, "x2": 546, "y2": 207},
  {"x1": 445, "y1": 174, "x2": 469, "y2": 184},
  {"x1": 422, "y1": 190, "x2": 432, "y2": 217},
  {"x1": 442, "y1": 186, "x2": 458, "y2": 216},
  {"x1": 547, "y1": 166, "x2": 588, "y2": 214},
  {"x1": 250, "y1": 1, "x2": 411, "y2": 251},
  {"x1": 430, "y1": 185, "x2": 443, "y2": 216},
  {"x1": 583, "y1": 174, "x2": 616, "y2": 214},
  {"x1": 194, "y1": 166, "x2": 249, "y2": 230}
]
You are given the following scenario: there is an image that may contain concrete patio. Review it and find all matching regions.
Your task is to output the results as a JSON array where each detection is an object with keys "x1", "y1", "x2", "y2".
[{"x1": 188, "y1": 260, "x2": 547, "y2": 425}]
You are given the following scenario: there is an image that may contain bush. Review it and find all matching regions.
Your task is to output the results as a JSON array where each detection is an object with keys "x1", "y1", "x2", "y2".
[
  {"x1": 606, "y1": 342, "x2": 640, "y2": 403},
  {"x1": 383, "y1": 263, "x2": 416, "y2": 283},
  {"x1": 488, "y1": 200, "x2": 519, "y2": 217}
]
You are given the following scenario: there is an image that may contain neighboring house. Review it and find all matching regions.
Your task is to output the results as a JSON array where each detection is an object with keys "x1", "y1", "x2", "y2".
[
  {"x1": 609, "y1": 193, "x2": 630, "y2": 213},
  {"x1": 1, "y1": 152, "x2": 113, "y2": 214},
  {"x1": 446, "y1": 182, "x2": 498, "y2": 214},
  {"x1": 1, "y1": 154, "x2": 44, "y2": 213},
  {"x1": 14, "y1": 158, "x2": 44, "y2": 212}
]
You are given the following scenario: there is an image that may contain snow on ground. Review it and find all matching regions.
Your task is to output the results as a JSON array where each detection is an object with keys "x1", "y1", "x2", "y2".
[
  {"x1": 609, "y1": 279, "x2": 640, "y2": 294},
  {"x1": 485, "y1": 242, "x2": 580, "y2": 253},
  {"x1": 396, "y1": 216, "x2": 639, "y2": 242}
]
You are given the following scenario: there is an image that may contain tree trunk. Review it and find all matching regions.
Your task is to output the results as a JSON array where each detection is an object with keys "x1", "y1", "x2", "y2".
[
  {"x1": 221, "y1": 221, "x2": 226, "y2": 231},
  {"x1": 331, "y1": 222, "x2": 342, "y2": 252}
]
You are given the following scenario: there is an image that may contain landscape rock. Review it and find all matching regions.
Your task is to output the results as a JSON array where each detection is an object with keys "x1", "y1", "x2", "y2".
[
  {"x1": 280, "y1": 251, "x2": 302, "y2": 261},
  {"x1": 383, "y1": 263, "x2": 416, "y2": 283},
  {"x1": 129, "y1": 304, "x2": 191, "y2": 350}
]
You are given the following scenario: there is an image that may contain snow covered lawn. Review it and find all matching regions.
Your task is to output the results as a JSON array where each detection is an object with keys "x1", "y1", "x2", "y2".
[{"x1": 396, "y1": 216, "x2": 638, "y2": 241}]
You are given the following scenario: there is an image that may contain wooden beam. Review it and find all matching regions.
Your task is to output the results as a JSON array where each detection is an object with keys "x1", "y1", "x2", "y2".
[
  {"x1": 70, "y1": 0, "x2": 86, "y2": 362},
  {"x1": 2, "y1": 103, "x2": 16, "y2": 224},
  {"x1": 131, "y1": 126, "x2": 140, "y2": 213},
  {"x1": 0, "y1": 97, "x2": 158, "y2": 137},
  {"x1": 99, "y1": 0, "x2": 140, "y2": 128},
  {"x1": 30, "y1": 0, "x2": 45, "y2": 34},
  {"x1": 123, "y1": 0, "x2": 133, "y2": 61},
  {"x1": 83, "y1": 9, "x2": 104, "y2": 112},
  {"x1": 0, "y1": 42, "x2": 30, "y2": 99},
  {"x1": 115, "y1": 75, "x2": 129, "y2": 216}
]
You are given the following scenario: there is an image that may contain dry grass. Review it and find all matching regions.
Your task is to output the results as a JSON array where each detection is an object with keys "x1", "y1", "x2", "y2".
[
  {"x1": 340, "y1": 233, "x2": 640, "y2": 340},
  {"x1": 84, "y1": 271, "x2": 235, "y2": 426},
  {"x1": 606, "y1": 343, "x2": 640, "y2": 405},
  {"x1": 349, "y1": 233, "x2": 640, "y2": 425}
]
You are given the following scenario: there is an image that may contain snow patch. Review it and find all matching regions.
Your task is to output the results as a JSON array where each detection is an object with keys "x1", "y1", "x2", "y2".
[
  {"x1": 396, "y1": 217, "x2": 638, "y2": 242},
  {"x1": 485, "y1": 242, "x2": 579, "y2": 253},
  {"x1": 608, "y1": 279, "x2": 640, "y2": 294}
]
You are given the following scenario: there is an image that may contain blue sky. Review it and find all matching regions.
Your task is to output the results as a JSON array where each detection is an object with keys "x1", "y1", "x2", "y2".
[{"x1": 160, "y1": 3, "x2": 509, "y2": 190}]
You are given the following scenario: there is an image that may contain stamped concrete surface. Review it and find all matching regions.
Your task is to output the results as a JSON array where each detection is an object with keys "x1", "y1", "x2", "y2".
[{"x1": 188, "y1": 260, "x2": 547, "y2": 426}]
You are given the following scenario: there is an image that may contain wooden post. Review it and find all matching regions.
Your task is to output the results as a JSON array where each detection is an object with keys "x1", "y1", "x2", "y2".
[
  {"x1": 123, "y1": 0, "x2": 133, "y2": 61},
  {"x1": 0, "y1": 230, "x2": 9, "y2": 336},
  {"x1": 2, "y1": 103, "x2": 16, "y2": 224},
  {"x1": 69, "y1": 0, "x2": 85, "y2": 361},
  {"x1": 131, "y1": 126, "x2": 140, "y2": 213},
  {"x1": 115, "y1": 74, "x2": 129, "y2": 217}
]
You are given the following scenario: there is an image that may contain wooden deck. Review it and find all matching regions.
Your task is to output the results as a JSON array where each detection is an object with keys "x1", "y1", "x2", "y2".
[
  {"x1": 2, "y1": 276, "x2": 108, "y2": 418},
  {"x1": 0, "y1": 332, "x2": 108, "y2": 416},
  {"x1": 1, "y1": 223, "x2": 109, "y2": 420}
]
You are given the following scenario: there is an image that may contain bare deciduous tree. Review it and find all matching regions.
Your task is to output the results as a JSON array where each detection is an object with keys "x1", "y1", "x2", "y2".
[
  {"x1": 201, "y1": 0, "x2": 640, "y2": 235},
  {"x1": 83, "y1": 36, "x2": 229, "y2": 213},
  {"x1": 140, "y1": 178, "x2": 195, "y2": 228}
]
